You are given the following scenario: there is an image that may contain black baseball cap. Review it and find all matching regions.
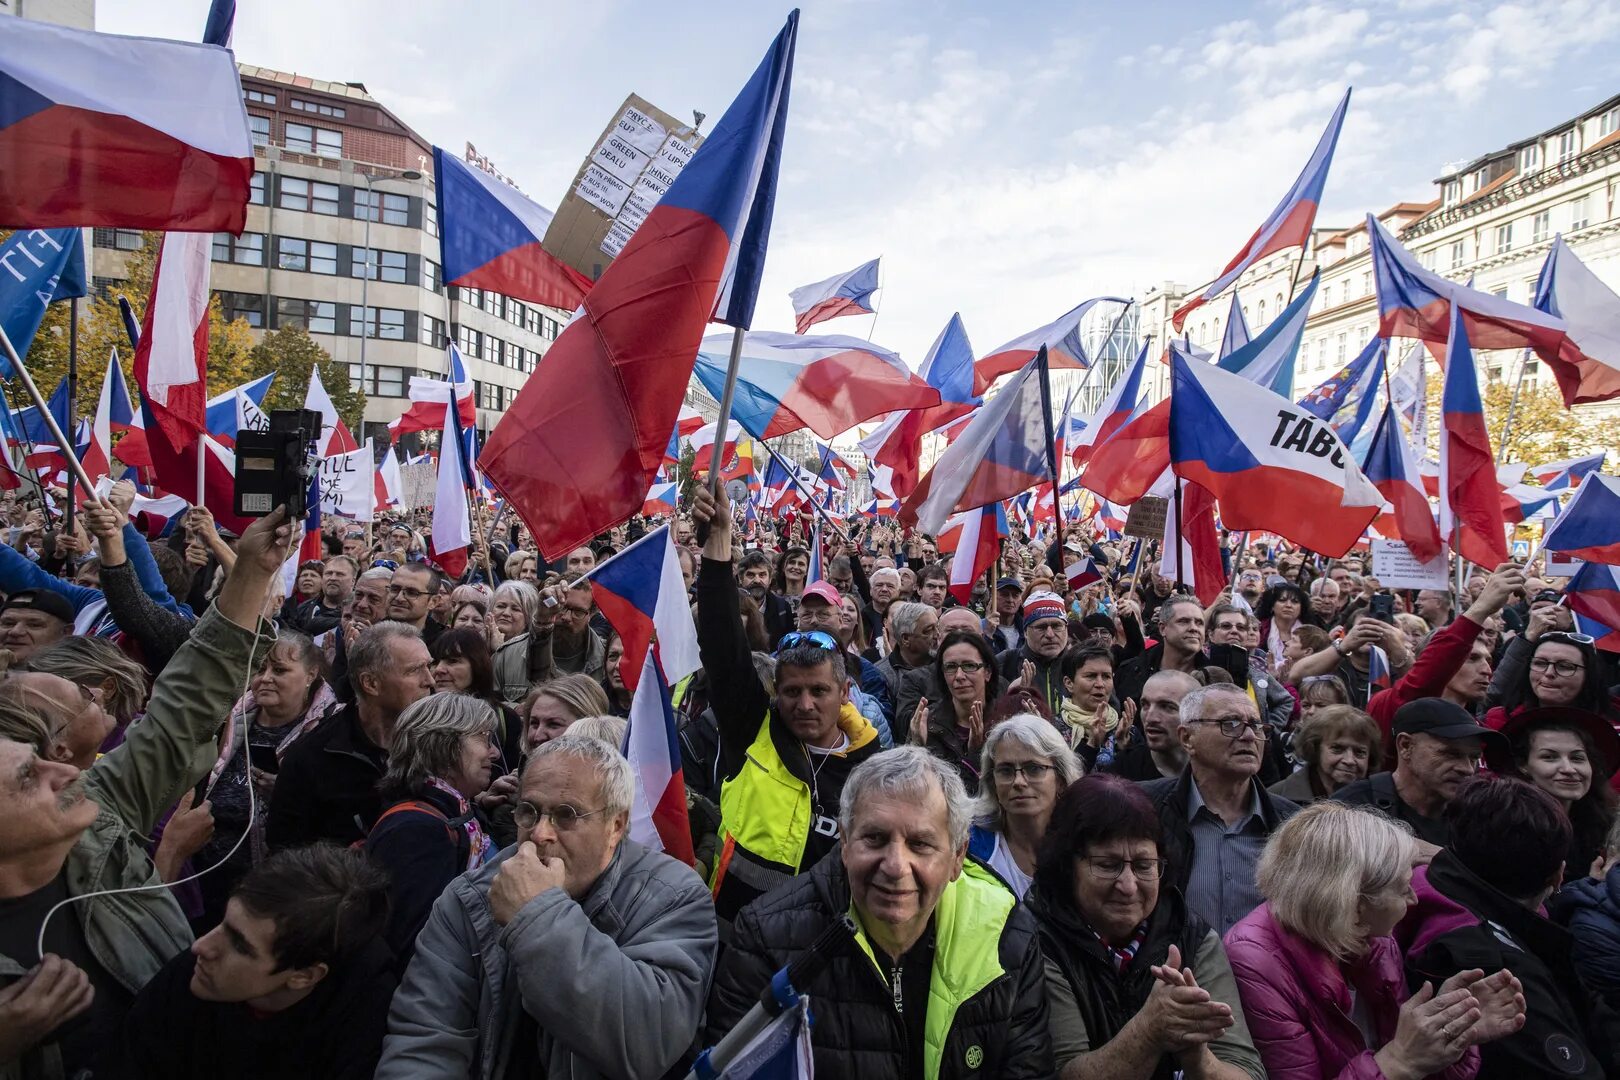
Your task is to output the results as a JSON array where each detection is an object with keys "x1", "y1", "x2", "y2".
[
  {"x1": 995, "y1": 577, "x2": 1023, "y2": 592},
  {"x1": 1391, "y1": 699, "x2": 1505, "y2": 746},
  {"x1": 0, "y1": 589, "x2": 75, "y2": 625}
]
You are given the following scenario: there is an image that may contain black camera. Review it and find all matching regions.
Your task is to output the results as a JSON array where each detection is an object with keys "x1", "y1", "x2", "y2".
[{"x1": 233, "y1": 409, "x2": 322, "y2": 520}]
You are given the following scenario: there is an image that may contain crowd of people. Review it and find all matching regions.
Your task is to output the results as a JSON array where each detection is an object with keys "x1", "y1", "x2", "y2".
[{"x1": 0, "y1": 475, "x2": 1616, "y2": 1079}]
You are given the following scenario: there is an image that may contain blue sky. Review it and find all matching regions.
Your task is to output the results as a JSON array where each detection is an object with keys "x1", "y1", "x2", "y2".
[{"x1": 103, "y1": 0, "x2": 1620, "y2": 366}]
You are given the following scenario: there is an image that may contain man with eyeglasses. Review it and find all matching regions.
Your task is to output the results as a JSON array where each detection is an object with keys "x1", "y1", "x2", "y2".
[
  {"x1": 546, "y1": 579, "x2": 605, "y2": 681},
  {"x1": 1142, "y1": 683, "x2": 1301, "y2": 936},
  {"x1": 382, "y1": 562, "x2": 445, "y2": 647},
  {"x1": 267, "y1": 621, "x2": 435, "y2": 849},
  {"x1": 691, "y1": 487, "x2": 882, "y2": 931},
  {"x1": 1334, "y1": 698, "x2": 1506, "y2": 850},
  {"x1": 379, "y1": 732, "x2": 717, "y2": 1079},
  {"x1": 994, "y1": 591, "x2": 1071, "y2": 713}
]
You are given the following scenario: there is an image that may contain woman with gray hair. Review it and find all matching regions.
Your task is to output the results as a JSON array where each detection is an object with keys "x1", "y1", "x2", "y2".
[
  {"x1": 966, "y1": 713, "x2": 1084, "y2": 898},
  {"x1": 491, "y1": 579, "x2": 547, "y2": 703},
  {"x1": 365, "y1": 692, "x2": 502, "y2": 968}
]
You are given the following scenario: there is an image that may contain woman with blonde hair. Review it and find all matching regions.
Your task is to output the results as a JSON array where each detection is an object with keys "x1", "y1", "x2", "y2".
[{"x1": 1225, "y1": 802, "x2": 1526, "y2": 1080}]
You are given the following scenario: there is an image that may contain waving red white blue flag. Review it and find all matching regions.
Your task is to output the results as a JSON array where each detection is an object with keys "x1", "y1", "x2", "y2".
[
  {"x1": 0, "y1": 19, "x2": 254, "y2": 231},
  {"x1": 692, "y1": 330, "x2": 938, "y2": 440},
  {"x1": 939, "y1": 504, "x2": 1006, "y2": 604},
  {"x1": 1564, "y1": 562, "x2": 1620, "y2": 651},
  {"x1": 391, "y1": 344, "x2": 477, "y2": 439},
  {"x1": 1438, "y1": 306, "x2": 1509, "y2": 567},
  {"x1": 1218, "y1": 292, "x2": 1252, "y2": 359},
  {"x1": 1168, "y1": 346, "x2": 1381, "y2": 557},
  {"x1": 789, "y1": 257, "x2": 880, "y2": 333},
  {"x1": 1532, "y1": 236, "x2": 1620, "y2": 405},
  {"x1": 83, "y1": 350, "x2": 134, "y2": 483},
  {"x1": 974, "y1": 296, "x2": 1129, "y2": 394},
  {"x1": 1218, "y1": 273, "x2": 1318, "y2": 399},
  {"x1": 203, "y1": 373, "x2": 274, "y2": 447},
  {"x1": 588, "y1": 526, "x2": 701, "y2": 864},
  {"x1": 1531, "y1": 451, "x2": 1606, "y2": 492},
  {"x1": 433, "y1": 148, "x2": 593, "y2": 311},
  {"x1": 1363, "y1": 405, "x2": 1442, "y2": 561},
  {"x1": 1172, "y1": 89, "x2": 1350, "y2": 332},
  {"x1": 1541, "y1": 473, "x2": 1620, "y2": 564},
  {"x1": 860, "y1": 312, "x2": 979, "y2": 498},
  {"x1": 481, "y1": 12, "x2": 797, "y2": 559},
  {"x1": 1071, "y1": 338, "x2": 1151, "y2": 468},
  {"x1": 903, "y1": 350, "x2": 1055, "y2": 535}
]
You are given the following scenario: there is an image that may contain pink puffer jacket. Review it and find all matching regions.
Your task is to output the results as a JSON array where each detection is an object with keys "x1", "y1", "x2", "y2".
[{"x1": 1226, "y1": 902, "x2": 1479, "y2": 1080}]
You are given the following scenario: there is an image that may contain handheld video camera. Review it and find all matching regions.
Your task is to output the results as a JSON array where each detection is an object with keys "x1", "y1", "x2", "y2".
[{"x1": 233, "y1": 409, "x2": 323, "y2": 520}]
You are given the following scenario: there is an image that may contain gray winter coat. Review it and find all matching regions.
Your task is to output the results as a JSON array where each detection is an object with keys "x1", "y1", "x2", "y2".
[{"x1": 376, "y1": 838, "x2": 718, "y2": 1080}]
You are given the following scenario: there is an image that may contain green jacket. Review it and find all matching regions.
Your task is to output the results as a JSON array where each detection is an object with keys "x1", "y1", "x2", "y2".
[{"x1": 1, "y1": 606, "x2": 272, "y2": 1080}]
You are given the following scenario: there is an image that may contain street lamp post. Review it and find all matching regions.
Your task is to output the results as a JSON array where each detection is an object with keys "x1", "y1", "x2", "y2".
[{"x1": 356, "y1": 168, "x2": 422, "y2": 443}]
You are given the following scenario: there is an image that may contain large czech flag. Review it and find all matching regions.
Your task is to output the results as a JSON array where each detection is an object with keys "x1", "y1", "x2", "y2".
[
  {"x1": 973, "y1": 296, "x2": 1129, "y2": 394},
  {"x1": 860, "y1": 312, "x2": 979, "y2": 498},
  {"x1": 480, "y1": 13, "x2": 797, "y2": 560},
  {"x1": 1541, "y1": 473, "x2": 1620, "y2": 564},
  {"x1": 1437, "y1": 307, "x2": 1509, "y2": 567},
  {"x1": 1362, "y1": 404, "x2": 1442, "y2": 561},
  {"x1": 1168, "y1": 347, "x2": 1382, "y2": 557},
  {"x1": 938, "y1": 503, "x2": 1006, "y2": 604},
  {"x1": 1532, "y1": 237, "x2": 1620, "y2": 405},
  {"x1": 692, "y1": 330, "x2": 938, "y2": 440},
  {"x1": 0, "y1": 19, "x2": 254, "y2": 231},
  {"x1": 1564, "y1": 561, "x2": 1620, "y2": 651}
]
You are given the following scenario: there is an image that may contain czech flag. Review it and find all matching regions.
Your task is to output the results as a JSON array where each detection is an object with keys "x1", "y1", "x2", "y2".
[
  {"x1": 806, "y1": 520, "x2": 823, "y2": 584},
  {"x1": 1363, "y1": 405, "x2": 1442, "y2": 562},
  {"x1": 939, "y1": 503, "x2": 1005, "y2": 604},
  {"x1": 789, "y1": 257, "x2": 879, "y2": 333},
  {"x1": 481, "y1": 12, "x2": 797, "y2": 559},
  {"x1": 1218, "y1": 292, "x2": 1252, "y2": 359},
  {"x1": 1079, "y1": 396, "x2": 1170, "y2": 508},
  {"x1": 1065, "y1": 554, "x2": 1103, "y2": 592},
  {"x1": 973, "y1": 296, "x2": 1129, "y2": 394},
  {"x1": 1532, "y1": 236, "x2": 1620, "y2": 405},
  {"x1": 1368, "y1": 644, "x2": 1393, "y2": 693},
  {"x1": 306, "y1": 365, "x2": 359, "y2": 456},
  {"x1": 1368, "y1": 213, "x2": 1569, "y2": 367},
  {"x1": 82, "y1": 349, "x2": 135, "y2": 483},
  {"x1": 428, "y1": 396, "x2": 472, "y2": 579},
  {"x1": 1071, "y1": 338, "x2": 1150, "y2": 468},
  {"x1": 676, "y1": 403, "x2": 707, "y2": 438},
  {"x1": 642, "y1": 481, "x2": 678, "y2": 517},
  {"x1": 1168, "y1": 347, "x2": 1381, "y2": 557},
  {"x1": 1564, "y1": 561, "x2": 1620, "y2": 651},
  {"x1": 587, "y1": 526, "x2": 701, "y2": 864},
  {"x1": 1541, "y1": 473, "x2": 1620, "y2": 564},
  {"x1": 1218, "y1": 273, "x2": 1318, "y2": 399},
  {"x1": 860, "y1": 312, "x2": 979, "y2": 498},
  {"x1": 391, "y1": 344, "x2": 477, "y2": 439},
  {"x1": 1437, "y1": 307, "x2": 1509, "y2": 567},
  {"x1": 1532, "y1": 451, "x2": 1606, "y2": 492},
  {"x1": 433, "y1": 148, "x2": 592, "y2": 311},
  {"x1": 1172, "y1": 88, "x2": 1350, "y2": 332},
  {"x1": 203, "y1": 372, "x2": 274, "y2": 447},
  {"x1": 692, "y1": 330, "x2": 938, "y2": 440},
  {"x1": 0, "y1": 19, "x2": 254, "y2": 232},
  {"x1": 1500, "y1": 484, "x2": 1560, "y2": 525},
  {"x1": 903, "y1": 349, "x2": 1056, "y2": 535},
  {"x1": 690, "y1": 420, "x2": 752, "y2": 482},
  {"x1": 133, "y1": 232, "x2": 211, "y2": 453},
  {"x1": 861, "y1": 496, "x2": 899, "y2": 517}
]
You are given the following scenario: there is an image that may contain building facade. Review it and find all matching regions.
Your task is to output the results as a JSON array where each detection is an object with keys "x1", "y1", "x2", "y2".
[
  {"x1": 91, "y1": 66, "x2": 570, "y2": 447},
  {"x1": 1141, "y1": 93, "x2": 1620, "y2": 426}
]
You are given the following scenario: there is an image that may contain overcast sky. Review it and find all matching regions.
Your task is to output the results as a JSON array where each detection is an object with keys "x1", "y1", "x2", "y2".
[{"x1": 102, "y1": 0, "x2": 1620, "y2": 366}]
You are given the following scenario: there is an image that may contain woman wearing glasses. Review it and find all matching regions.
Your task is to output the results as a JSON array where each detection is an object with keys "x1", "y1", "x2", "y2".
[
  {"x1": 366, "y1": 693, "x2": 502, "y2": 970},
  {"x1": 1485, "y1": 616, "x2": 1612, "y2": 723},
  {"x1": 908, "y1": 629, "x2": 1006, "y2": 794},
  {"x1": 966, "y1": 714, "x2": 1082, "y2": 898},
  {"x1": 1027, "y1": 774, "x2": 1265, "y2": 1079},
  {"x1": 1484, "y1": 705, "x2": 1619, "y2": 883},
  {"x1": 1226, "y1": 802, "x2": 1523, "y2": 1080}
]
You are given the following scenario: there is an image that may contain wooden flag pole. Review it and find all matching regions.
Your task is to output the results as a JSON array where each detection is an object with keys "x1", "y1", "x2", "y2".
[
  {"x1": 1172, "y1": 478, "x2": 1186, "y2": 592},
  {"x1": 65, "y1": 298, "x2": 79, "y2": 534}
]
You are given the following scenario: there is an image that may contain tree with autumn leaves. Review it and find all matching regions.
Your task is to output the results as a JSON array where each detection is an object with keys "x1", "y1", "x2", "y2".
[{"x1": 5, "y1": 229, "x2": 362, "y2": 436}]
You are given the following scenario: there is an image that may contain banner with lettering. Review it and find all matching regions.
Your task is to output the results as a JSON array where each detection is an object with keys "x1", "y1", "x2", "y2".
[{"x1": 318, "y1": 439, "x2": 375, "y2": 521}]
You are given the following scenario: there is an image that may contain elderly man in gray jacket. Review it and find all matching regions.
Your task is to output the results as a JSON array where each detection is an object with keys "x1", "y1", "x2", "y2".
[{"x1": 377, "y1": 732, "x2": 718, "y2": 1079}]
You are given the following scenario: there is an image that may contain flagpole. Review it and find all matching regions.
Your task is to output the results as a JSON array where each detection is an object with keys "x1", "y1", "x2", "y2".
[
  {"x1": 65, "y1": 298, "x2": 79, "y2": 535},
  {"x1": 1285, "y1": 237, "x2": 1312, "y2": 306},
  {"x1": 1495, "y1": 347, "x2": 1533, "y2": 458},
  {"x1": 0, "y1": 324, "x2": 97, "y2": 498},
  {"x1": 1172, "y1": 477, "x2": 1186, "y2": 591}
]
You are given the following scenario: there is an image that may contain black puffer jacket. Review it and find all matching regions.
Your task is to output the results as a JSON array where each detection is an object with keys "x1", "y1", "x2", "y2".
[{"x1": 706, "y1": 847, "x2": 1054, "y2": 1080}]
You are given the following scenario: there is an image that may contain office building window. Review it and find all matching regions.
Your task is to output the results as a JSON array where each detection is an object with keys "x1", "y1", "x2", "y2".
[
  {"x1": 1450, "y1": 240, "x2": 1465, "y2": 269},
  {"x1": 524, "y1": 306, "x2": 540, "y2": 334},
  {"x1": 93, "y1": 228, "x2": 144, "y2": 251},
  {"x1": 1570, "y1": 196, "x2": 1591, "y2": 231},
  {"x1": 249, "y1": 115, "x2": 270, "y2": 146},
  {"x1": 285, "y1": 123, "x2": 342, "y2": 159},
  {"x1": 276, "y1": 237, "x2": 338, "y2": 275},
  {"x1": 487, "y1": 337, "x2": 506, "y2": 366},
  {"x1": 219, "y1": 292, "x2": 264, "y2": 327},
  {"x1": 249, "y1": 172, "x2": 266, "y2": 205},
  {"x1": 421, "y1": 259, "x2": 441, "y2": 294},
  {"x1": 1518, "y1": 143, "x2": 1541, "y2": 173},
  {"x1": 481, "y1": 290, "x2": 501, "y2": 317},
  {"x1": 290, "y1": 98, "x2": 346, "y2": 119},
  {"x1": 351, "y1": 247, "x2": 408, "y2": 283},
  {"x1": 1494, "y1": 222, "x2": 1512, "y2": 253},
  {"x1": 278, "y1": 177, "x2": 339, "y2": 215},
  {"x1": 1315, "y1": 340, "x2": 1326, "y2": 371},
  {"x1": 350, "y1": 306, "x2": 406, "y2": 340},
  {"x1": 277, "y1": 298, "x2": 336, "y2": 334},
  {"x1": 212, "y1": 232, "x2": 264, "y2": 266},
  {"x1": 423, "y1": 198, "x2": 438, "y2": 239},
  {"x1": 1557, "y1": 128, "x2": 1579, "y2": 162},
  {"x1": 541, "y1": 316, "x2": 560, "y2": 340},
  {"x1": 420, "y1": 315, "x2": 446, "y2": 348},
  {"x1": 1443, "y1": 180, "x2": 1460, "y2": 206},
  {"x1": 243, "y1": 89, "x2": 276, "y2": 105},
  {"x1": 507, "y1": 300, "x2": 526, "y2": 329},
  {"x1": 457, "y1": 324, "x2": 481, "y2": 358},
  {"x1": 354, "y1": 190, "x2": 409, "y2": 225},
  {"x1": 348, "y1": 364, "x2": 405, "y2": 398},
  {"x1": 456, "y1": 286, "x2": 481, "y2": 306},
  {"x1": 1532, "y1": 210, "x2": 1550, "y2": 243},
  {"x1": 1335, "y1": 333, "x2": 1346, "y2": 364},
  {"x1": 1361, "y1": 271, "x2": 1371, "y2": 297},
  {"x1": 527, "y1": 348, "x2": 542, "y2": 372}
]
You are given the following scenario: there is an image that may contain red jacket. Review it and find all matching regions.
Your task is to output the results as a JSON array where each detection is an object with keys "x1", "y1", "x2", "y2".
[
  {"x1": 1226, "y1": 902, "x2": 1480, "y2": 1080},
  {"x1": 1367, "y1": 615, "x2": 1483, "y2": 748}
]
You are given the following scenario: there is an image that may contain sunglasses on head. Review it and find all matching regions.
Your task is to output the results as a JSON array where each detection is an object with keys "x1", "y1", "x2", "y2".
[
  {"x1": 1540, "y1": 630, "x2": 1595, "y2": 646},
  {"x1": 776, "y1": 630, "x2": 840, "y2": 655}
]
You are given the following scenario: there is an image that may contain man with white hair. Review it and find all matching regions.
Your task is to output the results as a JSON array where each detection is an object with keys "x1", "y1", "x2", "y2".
[
  {"x1": 707, "y1": 746, "x2": 1053, "y2": 1077},
  {"x1": 379, "y1": 732, "x2": 718, "y2": 1078}
]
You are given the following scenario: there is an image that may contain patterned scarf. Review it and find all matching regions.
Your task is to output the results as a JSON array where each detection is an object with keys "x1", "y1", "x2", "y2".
[
  {"x1": 1090, "y1": 920, "x2": 1149, "y2": 975},
  {"x1": 424, "y1": 775, "x2": 495, "y2": 871}
]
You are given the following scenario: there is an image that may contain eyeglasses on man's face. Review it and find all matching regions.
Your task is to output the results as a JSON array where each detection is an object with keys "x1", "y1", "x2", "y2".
[
  {"x1": 1185, "y1": 715, "x2": 1269, "y2": 739},
  {"x1": 387, "y1": 584, "x2": 430, "y2": 600},
  {"x1": 513, "y1": 801, "x2": 607, "y2": 832}
]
